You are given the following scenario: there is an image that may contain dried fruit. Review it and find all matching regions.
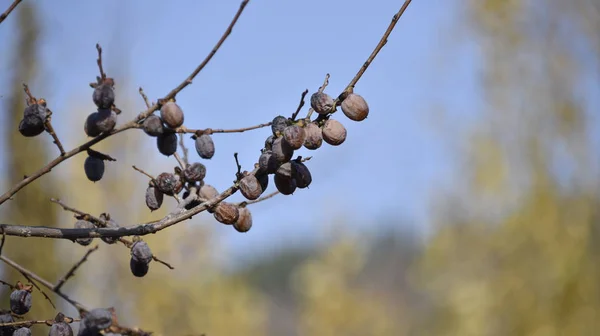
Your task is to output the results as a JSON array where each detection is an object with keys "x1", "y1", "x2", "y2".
[
  {"x1": 82, "y1": 308, "x2": 113, "y2": 331},
  {"x1": 341, "y1": 93, "x2": 369, "y2": 121},
  {"x1": 183, "y1": 162, "x2": 206, "y2": 182},
  {"x1": 271, "y1": 116, "x2": 291, "y2": 136},
  {"x1": 310, "y1": 92, "x2": 334, "y2": 115},
  {"x1": 10, "y1": 287, "x2": 32, "y2": 315},
  {"x1": 271, "y1": 137, "x2": 294, "y2": 163},
  {"x1": 214, "y1": 202, "x2": 239, "y2": 225},
  {"x1": 282, "y1": 125, "x2": 306, "y2": 150},
  {"x1": 322, "y1": 119, "x2": 347, "y2": 146},
  {"x1": 256, "y1": 172, "x2": 269, "y2": 192},
  {"x1": 155, "y1": 172, "x2": 183, "y2": 196},
  {"x1": 145, "y1": 185, "x2": 163, "y2": 211},
  {"x1": 84, "y1": 112, "x2": 102, "y2": 137},
  {"x1": 93, "y1": 83, "x2": 115, "y2": 109},
  {"x1": 239, "y1": 174, "x2": 262, "y2": 200},
  {"x1": 160, "y1": 101, "x2": 184, "y2": 129},
  {"x1": 276, "y1": 162, "x2": 293, "y2": 179},
  {"x1": 99, "y1": 214, "x2": 119, "y2": 245},
  {"x1": 194, "y1": 134, "x2": 215, "y2": 159},
  {"x1": 182, "y1": 189, "x2": 201, "y2": 210},
  {"x1": 264, "y1": 135, "x2": 275, "y2": 150},
  {"x1": 142, "y1": 115, "x2": 164, "y2": 137},
  {"x1": 157, "y1": 132, "x2": 178, "y2": 156},
  {"x1": 233, "y1": 207, "x2": 253, "y2": 233},
  {"x1": 74, "y1": 220, "x2": 95, "y2": 246},
  {"x1": 199, "y1": 184, "x2": 219, "y2": 200},
  {"x1": 18, "y1": 104, "x2": 47, "y2": 137},
  {"x1": 13, "y1": 327, "x2": 31, "y2": 336},
  {"x1": 0, "y1": 310, "x2": 14, "y2": 335},
  {"x1": 292, "y1": 160, "x2": 312, "y2": 188},
  {"x1": 130, "y1": 258, "x2": 149, "y2": 278},
  {"x1": 49, "y1": 313, "x2": 72, "y2": 336},
  {"x1": 258, "y1": 150, "x2": 278, "y2": 174},
  {"x1": 95, "y1": 108, "x2": 117, "y2": 133},
  {"x1": 274, "y1": 173, "x2": 296, "y2": 195},
  {"x1": 84, "y1": 156, "x2": 105, "y2": 182},
  {"x1": 303, "y1": 122, "x2": 323, "y2": 150},
  {"x1": 130, "y1": 240, "x2": 152, "y2": 277}
]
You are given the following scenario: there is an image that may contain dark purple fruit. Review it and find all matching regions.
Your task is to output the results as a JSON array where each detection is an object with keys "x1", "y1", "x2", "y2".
[
  {"x1": 258, "y1": 150, "x2": 278, "y2": 174},
  {"x1": 274, "y1": 174, "x2": 296, "y2": 195},
  {"x1": 100, "y1": 215, "x2": 119, "y2": 245},
  {"x1": 145, "y1": 186, "x2": 163, "y2": 211},
  {"x1": 233, "y1": 207, "x2": 253, "y2": 233},
  {"x1": 84, "y1": 112, "x2": 102, "y2": 137},
  {"x1": 310, "y1": 92, "x2": 335, "y2": 115},
  {"x1": 49, "y1": 312, "x2": 73, "y2": 336},
  {"x1": 282, "y1": 125, "x2": 306, "y2": 150},
  {"x1": 341, "y1": 93, "x2": 369, "y2": 121},
  {"x1": 214, "y1": 202, "x2": 239, "y2": 225},
  {"x1": 303, "y1": 122, "x2": 323, "y2": 150},
  {"x1": 95, "y1": 109, "x2": 117, "y2": 132},
  {"x1": 0, "y1": 310, "x2": 15, "y2": 335},
  {"x1": 183, "y1": 162, "x2": 206, "y2": 182},
  {"x1": 82, "y1": 308, "x2": 113, "y2": 330},
  {"x1": 264, "y1": 135, "x2": 275, "y2": 150},
  {"x1": 239, "y1": 174, "x2": 262, "y2": 201},
  {"x1": 93, "y1": 83, "x2": 115, "y2": 109},
  {"x1": 74, "y1": 220, "x2": 95, "y2": 246},
  {"x1": 13, "y1": 327, "x2": 31, "y2": 336},
  {"x1": 322, "y1": 119, "x2": 347, "y2": 146},
  {"x1": 276, "y1": 162, "x2": 293, "y2": 179},
  {"x1": 155, "y1": 172, "x2": 183, "y2": 196},
  {"x1": 256, "y1": 172, "x2": 269, "y2": 192},
  {"x1": 84, "y1": 156, "x2": 105, "y2": 182},
  {"x1": 142, "y1": 115, "x2": 164, "y2": 137},
  {"x1": 160, "y1": 101, "x2": 184, "y2": 129},
  {"x1": 19, "y1": 104, "x2": 47, "y2": 137},
  {"x1": 271, "y1": 116, "x2": 291, "y2": 136},
  {"x1": 292, "y1": 160, "x2": 312, "y2": 188},
  {"x1": 131, "y1": 240, "x2": 153, "y2": 264},
  {"x1": 157, "y1": 132, "x2": 178, "y2": 156},
  {"x1": 194, "y1": 134, "x2": 215, "y2": 159},
  {"x1": 130, "y1": 258, "x2": 149, "y2": 278},
  {"x1": 271, "y1": 137, "x2": 294, "y2": 163},
  {"x1": 10, "y1": 289, "x2": 32, "y2": 315}
]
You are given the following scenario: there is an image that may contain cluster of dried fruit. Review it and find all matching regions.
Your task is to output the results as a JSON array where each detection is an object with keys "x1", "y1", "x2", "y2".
[{"x1": 85, "y1": 77, "x2": 118, "y2": 138}]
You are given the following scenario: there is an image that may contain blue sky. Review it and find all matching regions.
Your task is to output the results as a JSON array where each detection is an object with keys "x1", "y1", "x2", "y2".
[{"x1": 0, "y1": 0, "x2": 499, "y2": 264}]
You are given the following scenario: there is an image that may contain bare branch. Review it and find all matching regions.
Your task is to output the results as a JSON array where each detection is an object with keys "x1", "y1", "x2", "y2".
[
  {"x1": 0, "y1": 0, "x2": 22, "y2": 25},
  {"x1": 139, "y1": 87, "x2": 151, "y2": 108},
  {"x1": 291, "y1": 89, "x2": 309, "y2": 121},
  {"x1": 53, "y1": 245, "x2": 99, "y2": 292},
  {"x1": 178, "y1": 133, "x2": 190, "y2": 166},
  {"x1": 0, "y1": 316, "x2": 79, "y2": 328}
]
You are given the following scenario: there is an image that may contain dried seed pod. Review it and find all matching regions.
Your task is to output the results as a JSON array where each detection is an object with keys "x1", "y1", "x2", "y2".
[
  {"x1": 100, "y1": 214, "x2": 119, "y2": 245},
  {"x1": 155, "y1": 172, "x2": 182, "y2": 196},
  {"x1": 214, "y1": 202, "x2": 239, "y2": 225},
  {"x1": 0, "y1": 310, "x2": 14, "y2": 335},
  {"x1": 84, "y1": 156, "x2": 105, "y2": 182},
  {"x1": 271, "y1": 116, "x2": 290, "y2": 136},
  {"x1": 274, "y1": 174, "x2": 296, "y2": 195},
  {"x1": 282, "y1": 124, "x2": 306, "y2": 150},
  {"x1": 49, "y1": 312, "x2": 72, "y2": 336},
  {"x1": 310, "y1": 92, "x2": 334, "y2": 115},
  {"x1": 157, "y1": 132, "x2": 178, "y2": 156},
  {"x1": 83, "y1": 308, "x2": 113, "y2": 331},
  {"x1": 322, "y1": 119, "x2": 347, "y2": 146},
  {"x1": 256, "y1": 172, "x2": 269, "y2": 192},
  {"x1": 199, "y1": 184, "x2": 219, "y2": 200},
  {"x1": 10, "y1": 288, "x2": 32, "y2": 315},
  {"x1": 130, "y1": 258, "x2": 150, "y2": 278},
  {"x1": 160, "y1": 101, "x2": 185, "y2": 129},
  {"x1": 95, "y1": 108, "x2": 117, "y2": 132},
  {"x1": 276, "y1": 162, "x2": 293, "y2": 179},
  {"x1": 194, "y1": 134, "x2": 215, "y2": 159},
  {"x1": 142, "y1": 115, "x2": 164, "y2": 137},
  {"x1": 145, "y1": 185, "x2": 163, "y2": 211},
  {"x1": 292, "y1": 160, "x2": 312, "y2": 188},
  {"x1": 131, "y1": 241, "x2": 153, "y2": 264},
  {"x1": 264, "y1": 135, "x2": 275, "y2": 150},
  {"x1": 258, "y1": 150, "x2": 278, "y2": 174},
  {"x1": 233, "y1": 207, "x2": 253, "y2": 233},
  {"x1": 13, "y1": 327, "x2": 31, "y2": 336},
  {"x1": 303, "y1": 122, "x2": 323, "y2": 150},
  {"x1": 183, "y1": 162, "x2": 206, "y2": 182},
  {"x1": 18, "y1": 104, "x2": 47, "y2": 137},
  {"x1": 93, "y1": 83, "x2": 115, "y2": 109},
  {"x1": 84, "y1": 112, "x2": 102, "y2": 137},
  {"x1": 271, "y1": 137, "x2": 294, "y2": 163},
  {"x1": 239, "y1": 174, "x2": 262, "y2": 200},
  {"x1": 341, "y1": 93, "x2": 369, "y2": 121},
  {"x1": 74, "y1": 220, "x2": 95, "y2": 246}
]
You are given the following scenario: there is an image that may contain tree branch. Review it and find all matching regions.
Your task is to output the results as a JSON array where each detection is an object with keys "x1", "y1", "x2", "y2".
[{"x1": 0, "y1": 0, "x2": 22, "y2": 25}]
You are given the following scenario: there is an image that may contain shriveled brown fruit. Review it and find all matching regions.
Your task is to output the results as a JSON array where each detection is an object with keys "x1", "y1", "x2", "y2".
[
  {"x1": 341, "y1": 93, "x2": 369, "y2": 121},
  {"x1": 95, "y1": 108, "x2": 117, "y2": 132},
  {"x1": 322, "y1": 119, "x2": 347, "y2": 146},
  {"x1": 145, "y1": 185, "x2": 164, "y2": 211},
  {"x1": 214, "y1": 202, "x2": 240, "y2": 225},
  {"x1": 310, "y1": 92, "x2": 334, "y2": 115},
  {"x1": 239, "y1": 174, "x2": 262, "y2": 200},
  {"x1": 271, "y1": 116, "x2": 291, "y2": 136},
  {"x1": 233, "y1": 207, "x2": 253, "y2": 233},
  {"x1": 276, "y1": 162, "x2": 293, "y2": 179},
  {"x1": 258, "y1": 150, "x2": 278, "y2": 174},
  {"x1": 160, "y1": 101, "x2": 185, "y2": 129},
  {"x1": 291, "y1": 160, "x2": 312, "y2": 188},
  {"x1": 303, "y1": 122, "x2": 323, "y2": 150},
  {"x1": 155, "y1": 172, "x2": 183, "y2": 196},
  {"x1": 274, "y1": 174, "x2": 297, "y2": 195},
  {"x1": 199, "y1": 184, "x2": 219, "y2": 213},
  {"x1": 195, "y1": 134, "x2": 215, "y2": 159},
  {"x1": 283, "y1": 125, "x2": 306, "y2": 150},
  {"x1": 272, "y1": 137, "x2": 294, "y2": 163},
  {"x1": 183, "y1": 162, "x2": 207, "y2": 182}
]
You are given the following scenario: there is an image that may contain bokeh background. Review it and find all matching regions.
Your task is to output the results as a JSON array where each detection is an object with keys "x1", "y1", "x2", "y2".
[{"x1": 0, "y1": 0, "x2": 599, "y2": 335}]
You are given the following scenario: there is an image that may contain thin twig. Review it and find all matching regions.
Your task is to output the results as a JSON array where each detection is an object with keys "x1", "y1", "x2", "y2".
[
  {"x1": 118, "y1": 239, "x2": 175, "y2": 270},
  {"x1": 173, "y1": 153, "x2": 186, "y2": 170},
  {"x1": 138, "y1": 87, "x2": 150, "y2": 108},
  {"x1": 19, "y1": 273, "x2": 56, "y2": 310},
  {"x1": 237, "y1": 191, "x2": 279, "y2": 206},
  {"x1": 0, "y1": 317, "x2": 79, "y2": 328},
  {"x1": 291, "y1": 89, "x2": 309, "y2": 121},
  {"x1": 176, "y1": 121, "x2": 271, "y2": 136},
  {"x1": 96, "y1": 44, "x2": 106, "y2": 80},
  {"x1": 53, "y1": 245, "x2": 99, "y2": 292},
  {"x1": 307, "y1": 74, "x2": 330, "y2": 119},
  {"x1": 132, "y1": 165, "x2": 156, "y2": 181},
  {"x1": 0, "y1": 0, "x2": 22, "y2": 25},
  {"x1": 43, "y1": 109, "x2": 66, "y2": 156},
  {"x1": 0, "y1": 279, "x2": 14, "y2": 289},
  {"x1": 178, "y1": 134, "x2": 189, "y2": 166}
]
